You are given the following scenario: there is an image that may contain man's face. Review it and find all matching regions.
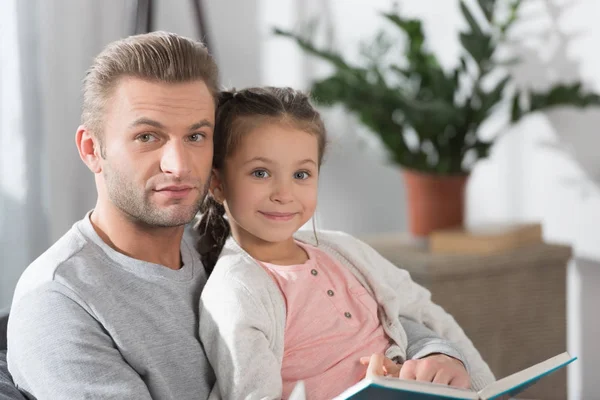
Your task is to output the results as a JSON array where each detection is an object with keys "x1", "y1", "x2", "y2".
[{"x1": 98, "y1": 78, "x2": 215, "y2": 227}]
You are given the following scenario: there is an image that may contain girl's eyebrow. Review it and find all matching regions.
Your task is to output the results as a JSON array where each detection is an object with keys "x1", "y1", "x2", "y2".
[
  {"x1": 243, "y1": 157, "x2": 317, "y2": 166},
  {"x1": 243, "y1": 156, "x2": 273, "y2": 166},
  {"x1": 298, "y1": 159, "x2": 317, "y2": 166}
]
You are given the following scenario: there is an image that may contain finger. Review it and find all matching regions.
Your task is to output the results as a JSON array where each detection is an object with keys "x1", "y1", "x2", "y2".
[
  {"x1": 432, "y1": 369, "x2": 453, "y2": 386},
  {"x1": 414, "y1": 360, "x2": 437, "y2": 383},
  {"x1": 366, "y1": 353, "x2": 386, "y2": 378},
  {"x1": 360, "y1": 355, "x2": 389, "y2": 366},
  {"x1": 449, "y1": 374, "x2": 471, "y2": 389},
  {"x1": 383, "y1": 359, "x2": 401, "y2": 377},
  {"x1": 361, "y1": 356, "x2": 401, "y2": 375},
  {"x1": 399, "y1": 360, "x2": 418, "y2": 380}
]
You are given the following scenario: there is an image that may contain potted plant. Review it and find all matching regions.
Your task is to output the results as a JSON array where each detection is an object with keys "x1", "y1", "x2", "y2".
[{"x1": 274, "y1": 0, "x2": 600, "y2": 236}]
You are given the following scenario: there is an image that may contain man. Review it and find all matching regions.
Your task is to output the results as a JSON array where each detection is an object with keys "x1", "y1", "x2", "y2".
[
  {"x1": 8, "y1": 31, "x2": 219, "y2": 399},
  {"x1": 6, "y1": 32, "x2": 486, "y2": 399}
]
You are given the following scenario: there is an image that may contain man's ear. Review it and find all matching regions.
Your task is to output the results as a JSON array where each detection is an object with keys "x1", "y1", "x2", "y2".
[
  {"x1": 209, "y1": 169, "x2": 224, "y2": 203},
  {"x1": 76, "y1": 125, "x2": 103, "y2": 173}
]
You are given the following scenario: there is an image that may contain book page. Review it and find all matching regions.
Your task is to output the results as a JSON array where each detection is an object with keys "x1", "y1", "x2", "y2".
[{"x1": 478, "y1": 353, "x2": 575, "y2": 400}]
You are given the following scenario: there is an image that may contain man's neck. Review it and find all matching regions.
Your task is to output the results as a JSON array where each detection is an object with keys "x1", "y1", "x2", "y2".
[{"x1": 90, "y1": 203, "x2": 185, "y2": 270}]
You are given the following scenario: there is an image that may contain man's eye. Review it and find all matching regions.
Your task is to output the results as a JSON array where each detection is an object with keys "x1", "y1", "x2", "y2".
[
  {"x1": 252, "y1": 170, "x2": 270, "y2": 178},
  {"x1": 189, "y1": 133, "x2": 205, "y2": 142},
  {"x1": 137, "y1": 134, "x2": 156, "y2": 143}
]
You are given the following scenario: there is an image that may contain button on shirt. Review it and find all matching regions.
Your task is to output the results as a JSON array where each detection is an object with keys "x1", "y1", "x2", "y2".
[{"x1": 260, "y1": 242, "x2": 390, "y2": 400}]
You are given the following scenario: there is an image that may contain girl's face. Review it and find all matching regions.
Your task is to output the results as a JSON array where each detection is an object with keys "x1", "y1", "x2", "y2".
[{"x1": 212, "y1": 120, "x2": 320, "y2": 246}]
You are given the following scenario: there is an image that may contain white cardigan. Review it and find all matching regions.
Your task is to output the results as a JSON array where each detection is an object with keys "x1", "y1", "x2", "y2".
[{"x1": 199, "y1": 230, "x2": 495, "y2": 399}]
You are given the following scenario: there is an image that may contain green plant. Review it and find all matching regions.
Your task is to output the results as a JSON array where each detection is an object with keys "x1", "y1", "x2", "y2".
[{"x1": 274, "y1": 0, "x2": 600, "y2": 175}]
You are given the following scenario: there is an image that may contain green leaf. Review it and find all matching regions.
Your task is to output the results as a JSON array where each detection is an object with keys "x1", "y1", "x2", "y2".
[
  {"x1": 272, "y1": 28, "x2": 351, "y2": 70},
  {"x1": 527, "y1": 83, "x2": 600, "y2": 114},
  {"x1": 494, "y1": 56, "x2": 521, "y2": 67},
  {"x1": 476, "y1": 0, "x2": 496, "y2": 22},
  {"x1": 381, "y1": 13, "x2": 425, "y2": 44},
  {"x1": 459, "y1": 32, "x2": 492, "y2": 67},
  {"x1": 460, "y1": 0, "x2": 484, "y2": 37},
  {"x1": 390, "y1": 65, "x2": 411, "y2": 78},
  {"x1": 470, "y1": 139, "x2": 494, "y2": 159},
  {"x1": 510, "y1": 93, "x2": 523, "y2": 122},
  {"x1": 499, "y1": 0, "x2": 523, "y2": 35},
  {"x1": 477, "y1": 75, "x2": 511, "y2": 121}
]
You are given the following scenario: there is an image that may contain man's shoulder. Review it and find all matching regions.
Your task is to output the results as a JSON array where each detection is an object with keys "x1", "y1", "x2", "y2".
[{"x1": 12, "y1": 221, "x2": 99, "y2": 305}]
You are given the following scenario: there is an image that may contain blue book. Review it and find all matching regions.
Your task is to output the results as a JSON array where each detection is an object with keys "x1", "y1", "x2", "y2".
[{"x1": 326, "y1": 352, "x2": 576, "y2": 400}]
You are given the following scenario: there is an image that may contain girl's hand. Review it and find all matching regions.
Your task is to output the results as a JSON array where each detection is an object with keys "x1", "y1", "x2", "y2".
[
  {"x1": 360, "y1": 353, "x2": 471, "y2": 389},
  {"x1": 361, "y1": 353, "x2": 401, "y2": 378}
]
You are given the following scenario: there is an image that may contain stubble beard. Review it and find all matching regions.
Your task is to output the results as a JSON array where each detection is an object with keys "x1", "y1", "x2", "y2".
[{"x1": 104, "y1": 166, "x2": 210, "y2": 228}]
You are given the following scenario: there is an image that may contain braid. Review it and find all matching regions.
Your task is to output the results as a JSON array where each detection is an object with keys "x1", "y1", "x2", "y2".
[
  {"x1": 195, "y1": 196, "x2": 230, "y2": 276},
  {"x1": 218, "y1": 89, "x2": 238, "y2": 108}
]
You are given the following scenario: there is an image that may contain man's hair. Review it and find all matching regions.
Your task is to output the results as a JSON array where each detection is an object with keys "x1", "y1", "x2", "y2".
[{"x1": 82, "y1": 31, "x2": 219, "y2": 150}]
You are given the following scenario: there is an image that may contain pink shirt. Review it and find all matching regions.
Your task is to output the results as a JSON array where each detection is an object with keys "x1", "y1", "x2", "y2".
[{"x1": 260, "y1": 242, "x2": 390, "y2": 400}]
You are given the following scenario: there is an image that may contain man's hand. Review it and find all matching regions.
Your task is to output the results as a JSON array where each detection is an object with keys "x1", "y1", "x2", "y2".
[{"x1": 360, "y1": 353, "x2": 471, "y2": 389}]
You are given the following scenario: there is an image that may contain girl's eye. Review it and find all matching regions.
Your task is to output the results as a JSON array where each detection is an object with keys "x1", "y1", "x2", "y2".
[
  {"x1": 137, "y1": 133, "x2": 157, "y2": 143},
  {"x1": 189, "y1": 133, "x2": 205, "y2": 142},
  {"x1": 294, "y1": 171, "x2": 310, "y2": 180},
  {"x1": 252, "y1": 170, "x2": 270, "y2": 179}
]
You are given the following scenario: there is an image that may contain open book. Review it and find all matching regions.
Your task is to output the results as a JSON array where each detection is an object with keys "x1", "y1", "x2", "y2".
[{"x1": 290, "y1": 352, "x2": 576, "y2": 400}]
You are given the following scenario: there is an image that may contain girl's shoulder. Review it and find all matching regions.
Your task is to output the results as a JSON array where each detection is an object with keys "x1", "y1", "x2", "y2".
[
  {"x1": 294, "y1": 229, "x2": 356, "y2": 245},
  {"x1": 294, "y1": 229, "x2": 366, "y2": 252},
  {"x1": 204, "y1": 238, "x2": 276, "y2": 292}
]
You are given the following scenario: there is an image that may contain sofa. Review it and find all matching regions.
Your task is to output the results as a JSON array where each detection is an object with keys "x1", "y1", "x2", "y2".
[{"x1": 0, "y1": 312, "x2": 26, "y2": 400}]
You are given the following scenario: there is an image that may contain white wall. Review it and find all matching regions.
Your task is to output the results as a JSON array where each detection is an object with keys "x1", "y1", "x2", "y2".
[
  {"x1": 156, "y1": 0, "x2": 262, "y2": 89},
  {"x1": 0, "y1": 0, "x2": 133, "y2": 310}
]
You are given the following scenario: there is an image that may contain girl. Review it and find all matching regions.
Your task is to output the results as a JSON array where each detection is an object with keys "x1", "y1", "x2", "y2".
[{"x1": 196, "y1": 87, "x2": 494, "y2": 399}]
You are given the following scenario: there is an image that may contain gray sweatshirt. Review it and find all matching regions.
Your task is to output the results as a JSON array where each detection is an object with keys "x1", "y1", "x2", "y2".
[{"x1": 7, "y1": 213, "x2": 215, "y2": 400}]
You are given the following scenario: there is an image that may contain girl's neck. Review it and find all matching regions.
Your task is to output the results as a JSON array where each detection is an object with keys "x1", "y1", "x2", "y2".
[{"x1": 231, "y1": 228, "x2": 308, "y2": 266}]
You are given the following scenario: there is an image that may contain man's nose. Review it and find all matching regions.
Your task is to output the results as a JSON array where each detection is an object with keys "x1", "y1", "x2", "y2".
[{"x1": 160, "y1": 141, "x2": 191, "y2": 178}]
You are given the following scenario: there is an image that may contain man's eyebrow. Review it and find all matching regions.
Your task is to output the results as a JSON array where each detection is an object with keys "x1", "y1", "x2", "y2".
[
  {"x1": 128, "y1": 118, "x2": 165, "y2": 130},
  {"x1": 128, "y1": 118, "x2": 214, "y2": 131},
  {"x1": 189, "y1": 120, "x2": 214, "y2": 130}
]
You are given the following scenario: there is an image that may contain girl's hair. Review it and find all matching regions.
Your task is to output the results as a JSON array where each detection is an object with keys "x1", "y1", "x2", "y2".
[{"x1": 195, "y1": 87, "x2": 327, "y2": 275}]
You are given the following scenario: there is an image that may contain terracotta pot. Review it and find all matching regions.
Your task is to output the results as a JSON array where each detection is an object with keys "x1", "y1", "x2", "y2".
[{"x1": 401, "y1": 169, "x2": 469, "y2": 237}]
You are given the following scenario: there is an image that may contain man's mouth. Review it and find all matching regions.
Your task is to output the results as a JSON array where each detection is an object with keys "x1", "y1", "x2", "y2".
[{"x1": 154, "y1": 185, "x2": 195, "y2": 199}]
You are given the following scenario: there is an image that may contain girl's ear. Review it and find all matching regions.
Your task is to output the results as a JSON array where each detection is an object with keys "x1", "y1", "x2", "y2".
[{"x1": 209, "y1": 169, "x2": 224, "y2": 203}]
